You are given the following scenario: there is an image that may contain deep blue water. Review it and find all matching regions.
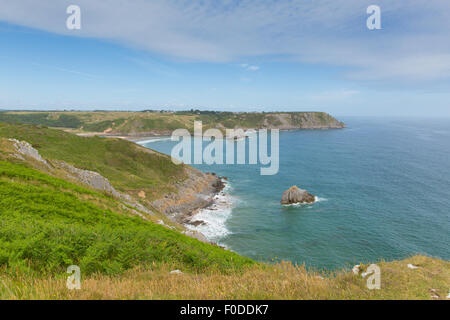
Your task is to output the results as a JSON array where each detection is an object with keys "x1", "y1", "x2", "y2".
[{"x1": 143, "y1": 117, "x2": 450, "y2": 270}]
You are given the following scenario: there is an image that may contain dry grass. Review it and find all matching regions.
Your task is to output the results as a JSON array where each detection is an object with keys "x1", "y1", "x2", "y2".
[{"x1": 1, "y1": 256, "x2": 448, "y2": 300}]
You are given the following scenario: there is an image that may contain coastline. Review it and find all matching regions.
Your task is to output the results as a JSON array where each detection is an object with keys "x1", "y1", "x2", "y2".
[
  {"x1": 129, "y1": 137, "x2": 233, "y2": 244},
  {"x1": 73, "y1": 125, "x2": 345, "y2": 141},
  {"x1": 149, "y1": 165, "x2": 227, "y2": 243},
  {"x1": 184, "y1": 178, "x2": 234, "y2": 244},
  {"x1": 82, "y1": 126, "x2": 344, "y2": 245}
]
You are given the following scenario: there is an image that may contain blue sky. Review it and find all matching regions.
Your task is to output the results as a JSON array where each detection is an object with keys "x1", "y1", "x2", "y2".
[{"x1": 0, "y1": 0, "x2": 449, "y2": 117}]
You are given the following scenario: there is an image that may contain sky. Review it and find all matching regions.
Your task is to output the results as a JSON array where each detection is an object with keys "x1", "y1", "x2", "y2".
[{"x1": 0, "y1": 0, "x2": 449, "y2": 117}]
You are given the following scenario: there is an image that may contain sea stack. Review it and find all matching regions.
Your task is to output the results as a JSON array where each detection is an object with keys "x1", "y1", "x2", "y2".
[{"x1": 281, "y1": 186, "x2": 315, "y2": 205}]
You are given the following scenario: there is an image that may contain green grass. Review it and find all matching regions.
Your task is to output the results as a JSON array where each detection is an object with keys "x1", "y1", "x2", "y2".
[
  {"x1": 0, "y1": 112, "x2": 82, "y2": 128},
  {"x1": 0, "y1": 160, "x2": 254, "y2": 276},
  {"x1": 82, "y1": 118, "x2": 126, "y2": 132},
  {"x1": 0, "y1": 122, "x2": 186, "y2": 199}
]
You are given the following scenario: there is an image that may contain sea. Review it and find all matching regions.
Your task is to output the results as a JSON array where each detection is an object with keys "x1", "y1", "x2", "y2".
[{"x1": 140, "y1": 117, "x2": 450, "y2": 270}]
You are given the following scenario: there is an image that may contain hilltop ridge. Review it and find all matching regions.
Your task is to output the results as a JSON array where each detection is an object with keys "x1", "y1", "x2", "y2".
[{"x1": 0, "y1": 111, "x2": 345, "y2": 137}]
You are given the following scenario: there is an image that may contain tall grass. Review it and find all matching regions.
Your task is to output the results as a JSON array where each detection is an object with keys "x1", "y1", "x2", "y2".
[{"x1": 1, "y1": 256, "x2": 448, "y2": 300}]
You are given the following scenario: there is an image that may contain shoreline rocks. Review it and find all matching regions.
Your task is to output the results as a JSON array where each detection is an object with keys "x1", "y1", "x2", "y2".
[
  {"x1": 151, "y1": 169, "x2": 227, "y2": 225},
  {"x1": 281, "y1": 186, "x2": 315, "y2": 205}
]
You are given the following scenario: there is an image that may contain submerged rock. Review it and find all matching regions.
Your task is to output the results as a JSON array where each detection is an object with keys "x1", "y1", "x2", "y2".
[{"x1": 281, "y1": 186, "x2": 315, "y2": 205}]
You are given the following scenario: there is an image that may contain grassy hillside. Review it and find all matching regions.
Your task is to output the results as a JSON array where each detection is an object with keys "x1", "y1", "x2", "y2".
[
  {"x1": 0, "y1": 111, "x2": 345, "y2": 135},
  {"x1": 0, "y1": 122, "x2": 185, "y2": 200},
  {"x1": 0, "y1": 160, "x2": 254, "y2": 276}
]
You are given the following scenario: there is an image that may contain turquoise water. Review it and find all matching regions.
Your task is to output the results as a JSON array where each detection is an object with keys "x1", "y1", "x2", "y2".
[{"x1": 143, "y1": 118, "x2": 450, "y2": 270}]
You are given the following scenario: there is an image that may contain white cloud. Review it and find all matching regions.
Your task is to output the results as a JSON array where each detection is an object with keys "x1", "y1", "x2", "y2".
[
  {"x1": 240, "y1": 64, "x2": 259, "y2": 71},
  {"x1": 0, "y1": 0, "x2": 449, "y2": 82},
  {"x1": 247, "y1": 66, "x2": 260, "y2": 71}
]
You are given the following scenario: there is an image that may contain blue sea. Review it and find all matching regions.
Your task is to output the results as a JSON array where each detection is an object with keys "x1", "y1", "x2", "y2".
[{"x1": 142, "y1": 117, "x2": 450, "y2": 270}]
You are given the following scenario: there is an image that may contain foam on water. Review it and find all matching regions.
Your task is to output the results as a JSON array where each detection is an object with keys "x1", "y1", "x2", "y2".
[
  {"x1": 137, "y1": 137, "x2": 172, "y2": 145},
  {"x1": 186, "y1": 181, "x2": 234, "y2": 242},
  {"x1": 281, "y1": 196, "x2": 327, "y2": 207}
]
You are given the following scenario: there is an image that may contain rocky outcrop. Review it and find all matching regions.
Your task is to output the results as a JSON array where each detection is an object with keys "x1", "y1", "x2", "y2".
[
  {"x1": 56, "y1": 160, "x2": 122, "y2": 197},
  {"x1": 53, "y1": 160, "x2": 155, "y2": 216},
  {"x1": 7, "y1": 138, "x2": 155, "y2": 217},
  {"x1": 151, "y1": 169, "x2": 225, "y2": 224},
  {"x1": 182, "y1": 230, "x2": 209, "y2": 243},
  {"x1": 281, "y1": 186, "x2": 315, "y2": 205},
  {"x1": 263, "y1": 113, "x2": 345, "y2": 130}
]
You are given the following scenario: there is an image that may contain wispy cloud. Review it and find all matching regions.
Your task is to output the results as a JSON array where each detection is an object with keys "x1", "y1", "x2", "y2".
[
  {"x1": 240, "y1": 63, "x2": 260, "y2": 71},
  {"x1": 31, "y1": 62, "x2": 100, "y2": 79},
  {"x1": 0, "y1": 0, "x2": 449, "y2": 83}
]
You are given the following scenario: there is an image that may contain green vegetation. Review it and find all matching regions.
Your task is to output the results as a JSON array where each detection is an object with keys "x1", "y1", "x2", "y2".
[
  {"x1": 0, "y1": 110, "x2": 345, "y2": 135},
  {"x1": 0, "y1": 160, "x2": 254, "y2": 276},
  {"x1": 0, "y1": 122, "x2": 185, "y2": 200},
  {"x1": 82, "y1": 118, "x2": 126, "y2": 132},
  {"x1": 0, "y1": 112, "x2": 82, "y2": 128}
]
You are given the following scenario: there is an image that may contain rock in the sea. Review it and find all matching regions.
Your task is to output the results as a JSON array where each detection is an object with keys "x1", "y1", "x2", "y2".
[{"x1": 281, "y1": 186, "x2": 315, "y2": 205}]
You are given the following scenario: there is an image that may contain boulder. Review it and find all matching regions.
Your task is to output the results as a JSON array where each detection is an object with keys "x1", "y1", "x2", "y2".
[
  {"x1": 170, "y1": 270, "x2": 183, "y2": 275},
  {"x1": 281, "y1": 186, "x2": 315, "y2": 205}
]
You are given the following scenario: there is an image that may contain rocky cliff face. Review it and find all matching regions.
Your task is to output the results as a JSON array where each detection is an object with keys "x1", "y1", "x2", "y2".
[
  {"x1": 151, "y1": 169, "x2": 224, "y2": 224},
  {"x1": 262, "y1": 112, "x2": 345, "y2": 130}
]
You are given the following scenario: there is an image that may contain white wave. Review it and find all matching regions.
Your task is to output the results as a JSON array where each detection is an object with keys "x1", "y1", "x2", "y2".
[
  {"x1": 282, "y1": 196, "x2": 327, "y2": 207},
  {"x1": 315, "y1": 196, "x2": 328, "y2": 202},
  {"x1": 185, "y1": 180, "x2": 234, "y2": 242},
  {"x1": 136, "y1": 137, "x2": 172, "y2": 145}
]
